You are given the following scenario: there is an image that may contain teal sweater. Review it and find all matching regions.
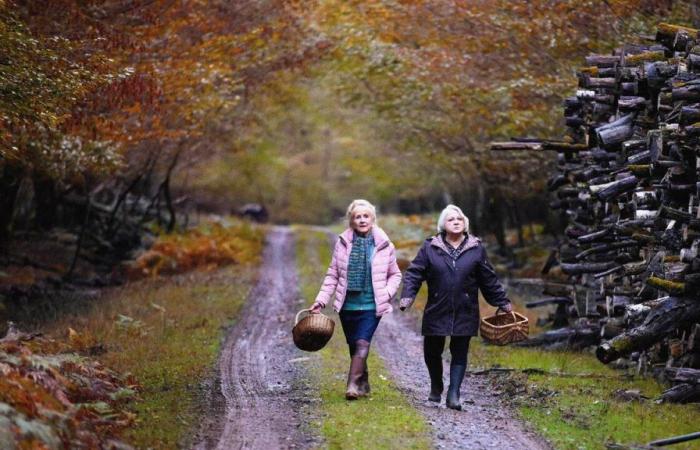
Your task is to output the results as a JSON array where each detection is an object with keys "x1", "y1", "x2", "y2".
[{"x1": 343, "y1": 238, "x2": 375, "y2": 311}]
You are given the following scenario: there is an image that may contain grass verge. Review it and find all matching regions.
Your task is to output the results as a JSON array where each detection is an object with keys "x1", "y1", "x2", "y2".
[
  {"x1": 42, "y1": 222, "x2": 264, "y2": 449},
  {"x1": 469, "y1": 337, "x2": 700, "y2": 450},
  {"x1": 294, "y1": 227, "x2": 431, "y2": 450}
]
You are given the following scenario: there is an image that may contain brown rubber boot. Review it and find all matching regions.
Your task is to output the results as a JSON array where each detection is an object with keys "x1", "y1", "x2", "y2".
[
  {"x1": 346, "y1": 339, "x2": 371, "y2": 400},
  {"x1": 358, "y1": 360, "x2": 370, "y2": 397},
  {"x1": 345, "y1": 356, "x2": 365, "y2": 400}
]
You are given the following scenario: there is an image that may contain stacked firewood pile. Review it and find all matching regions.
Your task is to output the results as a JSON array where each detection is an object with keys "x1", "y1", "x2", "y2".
[{"x1": 492, "y1": 23, "x2": 700, "y2": 403}]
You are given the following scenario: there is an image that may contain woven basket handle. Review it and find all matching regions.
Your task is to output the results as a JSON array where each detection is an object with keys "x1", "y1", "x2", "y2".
[
  {"x1": 295, "y1": 308, "x2": 313, "y2": 326},
  {"x1": 496, "y1": 307, "x2": 517, "y2": 323}
]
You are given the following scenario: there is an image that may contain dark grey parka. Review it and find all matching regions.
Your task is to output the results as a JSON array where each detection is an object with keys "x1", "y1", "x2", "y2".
[{"x1": 400, "y1": 234, "x2": 510, "y2": 336}]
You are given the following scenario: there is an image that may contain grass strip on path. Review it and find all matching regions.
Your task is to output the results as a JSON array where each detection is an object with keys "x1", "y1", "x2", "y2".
[
  {"x1": 42, "y1": 222, "x2": 264, "y2": 449},
  {"x1": 294, "y1": 227, "x2": 431, "y2": 450}
]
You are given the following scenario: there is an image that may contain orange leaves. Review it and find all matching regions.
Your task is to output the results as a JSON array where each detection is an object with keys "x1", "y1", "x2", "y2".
[
  {"x1": 127, "y1": 221, "x2": 264, "y2": 279},
  {"x1": 0, "y1": 333, "x2": 138, "y2": 448}
]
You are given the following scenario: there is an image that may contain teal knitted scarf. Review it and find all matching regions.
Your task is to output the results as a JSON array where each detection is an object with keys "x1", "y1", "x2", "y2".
[{"x1": 346, "y1": 233, "x2": 374, "y2": 292}]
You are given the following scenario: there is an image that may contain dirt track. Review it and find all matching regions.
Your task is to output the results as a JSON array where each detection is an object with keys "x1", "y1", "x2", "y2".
[
  {"x1": 192, "y1": 226, "x2": 549, "y2": 449},
  {"x1": 191, "y1": 227, "x2": 321, "y2": 450},
  {"x1": 374, "y1": 311, "x2": 551, "y2": 449}
]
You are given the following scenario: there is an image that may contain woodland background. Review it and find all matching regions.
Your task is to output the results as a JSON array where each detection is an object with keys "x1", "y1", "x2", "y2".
[
  {"x1": 3, "y1": 0, "x2": 699, "y2": 249},
  {"x1": 3, "y1": 2, "x2": 700, "y2": 448}
]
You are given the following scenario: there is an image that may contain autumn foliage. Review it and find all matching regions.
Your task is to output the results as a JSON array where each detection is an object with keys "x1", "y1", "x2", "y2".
[
  {"x1": 126, "y1": 220, "x2": 264, "y2": 278},
  {"x1": 0, "y1": 330, "x2": 139, "y2": 448},
  {"x1": 2, "y1": 0, "x2": 698, "y2": 233}
]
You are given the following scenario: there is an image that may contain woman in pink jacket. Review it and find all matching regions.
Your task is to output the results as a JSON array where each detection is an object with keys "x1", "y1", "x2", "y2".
[{"x1": 311, "y1": 199, "x2": 402, "y2": 400}]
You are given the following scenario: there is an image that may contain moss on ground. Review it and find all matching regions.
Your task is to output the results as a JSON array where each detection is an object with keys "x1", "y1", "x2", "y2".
[{"x1": 294, "y1": 227, "x2": 431, "y2": 450}]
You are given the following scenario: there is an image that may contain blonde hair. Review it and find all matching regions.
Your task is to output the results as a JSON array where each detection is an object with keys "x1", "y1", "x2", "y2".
[
  {"x1": 437, "y1": 204, "x2": 469, "y2": 233},
  {"x1": 346, "y1": 199, "x2": 377, "y2": 227}
]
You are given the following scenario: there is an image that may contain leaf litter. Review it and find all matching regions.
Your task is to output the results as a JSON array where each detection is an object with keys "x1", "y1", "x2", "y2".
[{"x1": 0, "y1": 329, "x2": 139, "y2": 448}]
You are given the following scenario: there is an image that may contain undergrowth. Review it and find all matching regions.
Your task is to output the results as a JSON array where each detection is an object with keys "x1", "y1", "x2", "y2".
[
  {"x1": 128, "y1": 219, "x2": 264, "y2": 278},
  {"x1": 294, "y1": 227, "x2": 431, "y2": 449},
  {"x1": 41, "y1": 221, "x2": 264, "y2": 448}
]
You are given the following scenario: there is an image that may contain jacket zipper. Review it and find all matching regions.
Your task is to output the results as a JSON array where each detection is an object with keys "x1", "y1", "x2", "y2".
[{"x1": 337, "y1": 238, "x2": 388, "y2": 311}]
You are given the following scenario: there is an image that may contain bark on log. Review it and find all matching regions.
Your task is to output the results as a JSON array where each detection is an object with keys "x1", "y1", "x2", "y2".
[
  {"x1": 596, "y1": 176, "x2": 639, "y2": 201},
  {"x1": 575, "y1": 240, "x2": 639, "y2": 260},
  {"x1": 657, "y1": 383, "x2": 700, "y2": 403},
  {"x1": 580, "y1": 75, "x2": 617, "y2": 89},
  {"x1": 617, "y1": 96, "x2": 646, "y2": 111},
  {"x1": 623, "y1": 50, "x2": 665, "y2": 65},
  {"x1": 656, "y1": 23, "x2": 699, "y2": 47},
  {"x1": 561, "y1": 261, "x2": 618, "y2": 275},
  {"x1": 516, "y1": 325, "x2": 600, "y2": 350},
  {"x1": 578, "y1": 228, "x2": 611, "y2": 243},
  {"x1": 672, "y1": 84, "x2": 700, "y2": 101},
  {"x1": 596, "y1": 296, "x2": 700, "y2": 364},
  {"x1": 584, "y1": 54, "x2": 620, "y2": 67},
  {"x1": 658, "y1": 205, "x2": 693, "y2": 223},
  {"x1": 665, "y1": 367, "x2": 700, "y2": 384},
  {"x1": 646, "y1": 276, "x2": 685, "y2": 295}
]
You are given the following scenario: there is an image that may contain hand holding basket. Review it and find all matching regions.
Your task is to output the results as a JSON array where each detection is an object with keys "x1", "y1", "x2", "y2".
[
  {"x1": 292, "y1": 308, "x2": 335, "y2": 352},
  {"x1": 480, "y1": 307, "x2": 529, "y2": 345}
]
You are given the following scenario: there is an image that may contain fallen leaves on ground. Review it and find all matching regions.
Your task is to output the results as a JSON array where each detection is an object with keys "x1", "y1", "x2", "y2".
[{"x1": 0, "y1": 331, "x2": 139, "y2": 449}]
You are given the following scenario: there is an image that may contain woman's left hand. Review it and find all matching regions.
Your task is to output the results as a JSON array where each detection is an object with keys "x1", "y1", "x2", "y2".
[{"x1": 500, "y1": 303, "x2": 513, "y2": 313}]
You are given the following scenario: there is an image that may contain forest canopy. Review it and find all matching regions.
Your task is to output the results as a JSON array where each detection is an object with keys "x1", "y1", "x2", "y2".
[{"x1": 1, "y1": 0, "x2": 698, "y2": 232}]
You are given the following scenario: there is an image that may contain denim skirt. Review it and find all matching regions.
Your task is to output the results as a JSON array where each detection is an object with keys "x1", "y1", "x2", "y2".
[{"x1": 339, "y1": 310, "x2": 381, "y2": 343}]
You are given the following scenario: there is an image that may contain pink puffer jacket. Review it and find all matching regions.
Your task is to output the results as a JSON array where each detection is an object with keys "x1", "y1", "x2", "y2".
[{"x1": 314, "y1": 226, "x2": 402, "y2": 317}]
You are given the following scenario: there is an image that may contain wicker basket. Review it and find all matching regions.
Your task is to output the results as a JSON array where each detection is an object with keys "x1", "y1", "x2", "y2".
[
  {"x1": 292, "y1": 309, "x2": 335, "y2": 352},
  {"x1": 480, "y1": 309, "x2": 529, "y2": 345}
]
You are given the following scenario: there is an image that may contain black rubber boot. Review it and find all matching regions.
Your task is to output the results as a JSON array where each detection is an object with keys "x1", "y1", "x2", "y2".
[
  {"x1": 446, "y1": 364, "x2": 466, "y2": 410},
  {"x1": 429, "y1": 381, "x2": 443, "y2": 403},
  {"x1": 427, "y1": 362, "x2": 443, "y2": 402}
]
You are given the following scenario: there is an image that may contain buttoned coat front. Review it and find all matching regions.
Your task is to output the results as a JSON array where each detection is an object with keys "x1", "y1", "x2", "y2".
[
  {"x1": 314, "y1": 226, "x2": 402, "y2": 317},
  {"x1": 400, "y1": 234, "x2": 510, "y2": 336}
]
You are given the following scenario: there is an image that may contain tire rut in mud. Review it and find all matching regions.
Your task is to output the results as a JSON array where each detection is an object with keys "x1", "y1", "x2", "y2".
[{"x1": 192, "y1": 227, "x2": 321, "y2": 450}]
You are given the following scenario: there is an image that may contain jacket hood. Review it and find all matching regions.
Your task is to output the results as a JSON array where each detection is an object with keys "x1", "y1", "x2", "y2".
[
  {"x1": 429, "y1": 233, "x2": 480, "y2": 257},
  {"x1": 340, "y1": 226, "x2": 390, "y2": 248}
]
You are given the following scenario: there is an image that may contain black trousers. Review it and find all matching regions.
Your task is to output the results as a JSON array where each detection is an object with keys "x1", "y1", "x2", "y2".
[{"x1": 424, "y1": 336, "x2": 471, "y2": 367}]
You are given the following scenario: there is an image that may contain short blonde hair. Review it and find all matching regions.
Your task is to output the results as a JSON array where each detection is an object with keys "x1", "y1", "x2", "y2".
[
  {"x1": 346, "y1": 199, "x2": 377, "y2": 227},
  {"x1": 437, "y1": 204, "x2": 469, "y2": 233}
]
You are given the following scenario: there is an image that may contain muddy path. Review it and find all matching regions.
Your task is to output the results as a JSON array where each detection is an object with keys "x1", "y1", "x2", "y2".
[
  {"x1": 374, "y1": 311, "x2": 552, "y2": 450},
  {"x1": 318, "y1": 229, "x2": 549, "y2": 449},
  {"x1": 191, "y1": 226, "x2": 321, "y2": 450}
]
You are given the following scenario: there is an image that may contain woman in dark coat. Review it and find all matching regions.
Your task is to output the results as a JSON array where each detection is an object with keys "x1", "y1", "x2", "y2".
[{"x1": 399, "y1": 204, "x2": 512, "y2": 410}]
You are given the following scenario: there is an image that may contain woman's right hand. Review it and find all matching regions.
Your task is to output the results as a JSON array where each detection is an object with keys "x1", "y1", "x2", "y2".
[
  {"x1": 310, "y1": 302, "x2": 323, "y2": 314},
  {"x1": 399, "y1": 297, "x2": 413, "y2": 311}
]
